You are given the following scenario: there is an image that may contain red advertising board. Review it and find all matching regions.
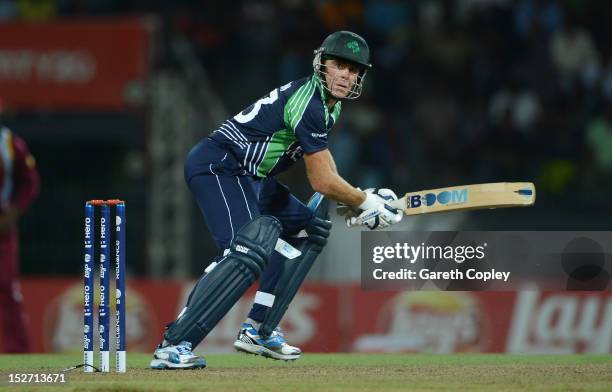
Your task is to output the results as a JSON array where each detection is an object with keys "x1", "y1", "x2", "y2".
[
  {"x1": 347, "y1": 289, "x2": 611, "y2": 354},
  {"x1": 348, "y1": 290, "x2": 514, "y2": 353},
  {"x1": 1, "y1": 278, "x2": 610, "y2": 355},
  {"x1": 0, "y1": 18, "x2": 153, "y2": 110},
  {"x1": 0, "y1": 278, "x2": 341, "y2": 354}
]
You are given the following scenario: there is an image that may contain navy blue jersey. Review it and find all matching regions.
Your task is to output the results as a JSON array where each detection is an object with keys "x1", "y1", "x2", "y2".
[{"x1": 209, "y1": 75, "x2": 342, "y2": 177}]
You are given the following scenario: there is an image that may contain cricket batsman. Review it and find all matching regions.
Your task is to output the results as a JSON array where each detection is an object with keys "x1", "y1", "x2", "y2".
[
  {"x1": 0, "y1": 106, "x2": 40, "y2": 353},
  {"x1": 150, "y1": 31, "x2": 403, "y2": 369}
]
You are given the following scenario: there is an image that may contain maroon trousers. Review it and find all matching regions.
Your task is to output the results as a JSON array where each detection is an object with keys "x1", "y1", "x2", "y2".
[{"x1": 0, "y1": 230, "x2": 31, "y2": 353}]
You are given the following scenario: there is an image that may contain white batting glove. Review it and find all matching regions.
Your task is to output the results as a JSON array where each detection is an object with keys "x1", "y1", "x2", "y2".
[
  {"x1": 361, "y1": 188, "x2": 398, "y2": 207},
  {"x1": 347, "y1": 188, "x2": 403, "y2": 230}
]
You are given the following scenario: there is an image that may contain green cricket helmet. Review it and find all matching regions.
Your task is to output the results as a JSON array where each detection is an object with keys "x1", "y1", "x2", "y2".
[{"x1": 313, "y1": 31, "x2": 372, "y2": 100}]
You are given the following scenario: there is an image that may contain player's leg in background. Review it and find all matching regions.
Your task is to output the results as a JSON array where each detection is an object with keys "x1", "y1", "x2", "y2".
[
  {"x1": 0, "y1": 232, "x2": 31, "y2": 353},
  {"x1": 257, "y1": 192, "x2": 330, "y2": 341},
  {"x1": 234, "y1": 179, "x2": 331, "y2": 360},
  {"x1": 247, "y1": 178, "x2": 313, "y2": 322}
]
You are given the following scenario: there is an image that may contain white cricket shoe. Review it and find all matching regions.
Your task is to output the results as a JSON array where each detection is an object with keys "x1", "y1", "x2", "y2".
[
  {"x1": 233, "y1": 322, "x2": 301, "y2": 361},
  {"x1": 150, "y1": 341, "x2": 206, "y2": 369}
]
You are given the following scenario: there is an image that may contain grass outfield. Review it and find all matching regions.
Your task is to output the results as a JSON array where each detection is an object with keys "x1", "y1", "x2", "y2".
[{"x1": 0, "y1": 353, "x2": 611, "y2": 391}]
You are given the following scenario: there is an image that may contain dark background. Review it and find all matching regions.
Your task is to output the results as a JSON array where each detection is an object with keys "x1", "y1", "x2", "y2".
[{"x1": 2, "y1": 0, "x2": 611, "y2": 277}]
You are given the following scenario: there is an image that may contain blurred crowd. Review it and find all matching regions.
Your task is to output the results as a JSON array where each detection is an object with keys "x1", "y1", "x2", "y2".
[
  {"x1": 2, "y1": 0, "x2": 612, "y2": 199},
  {"x1": 168, "y1": 0, "x2": 612, "y2": 201}
]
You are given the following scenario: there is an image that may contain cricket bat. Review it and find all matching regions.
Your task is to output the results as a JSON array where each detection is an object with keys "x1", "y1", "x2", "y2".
[{"x1": 388, "y1": 182, "x2": 535, "y2": 216}]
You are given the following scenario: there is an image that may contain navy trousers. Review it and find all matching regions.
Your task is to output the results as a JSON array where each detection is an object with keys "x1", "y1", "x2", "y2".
[{"x1": 184, "y1": 138, "x2": 313, "y2": 322}]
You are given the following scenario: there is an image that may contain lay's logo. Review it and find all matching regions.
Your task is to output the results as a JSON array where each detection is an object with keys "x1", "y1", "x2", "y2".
[{"x1": 408, "y1": 189, "x2": 468, "y2": 208}]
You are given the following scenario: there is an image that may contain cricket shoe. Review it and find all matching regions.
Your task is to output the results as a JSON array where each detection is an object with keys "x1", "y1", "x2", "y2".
[
  {"x1": 233, "y1": 322, "x2": 301, "y2": 361},
  {"x1": 150, "y1": 341, "x2": 206, "y2": 369}
]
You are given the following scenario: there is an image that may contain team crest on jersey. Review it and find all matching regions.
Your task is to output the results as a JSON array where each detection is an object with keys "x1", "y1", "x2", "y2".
[{"x1": 346, "y1": 41, "x2": 360, "y2": 54}]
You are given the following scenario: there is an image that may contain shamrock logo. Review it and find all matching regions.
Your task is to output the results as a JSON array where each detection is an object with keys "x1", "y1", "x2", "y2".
[{"x1": 346, "y1": 40, "x2": 360, "y2": 54}]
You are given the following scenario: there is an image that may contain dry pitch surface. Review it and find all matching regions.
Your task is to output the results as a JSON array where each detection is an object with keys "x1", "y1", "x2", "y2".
[{"x1": 0, "y1": 353, "x2": 611, "y2": 391}]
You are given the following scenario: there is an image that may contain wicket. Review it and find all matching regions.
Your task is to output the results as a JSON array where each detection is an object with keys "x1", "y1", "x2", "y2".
[{"x1": 83, "y1": 199, "x2": 126, "y2": 373}]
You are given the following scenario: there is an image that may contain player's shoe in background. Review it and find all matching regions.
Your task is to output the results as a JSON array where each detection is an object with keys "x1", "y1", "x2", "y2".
[
  {"x1": 233, "y1": 322, "x2": 302, "y2": 361},
  {"x1": 150, "y1": 341, "x2": 207, "y2": 369}
]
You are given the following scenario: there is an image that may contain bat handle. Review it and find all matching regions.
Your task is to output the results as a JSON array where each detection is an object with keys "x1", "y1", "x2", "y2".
[{"x1": 387, "y1": 198, "x2": 405, "y2": 212}]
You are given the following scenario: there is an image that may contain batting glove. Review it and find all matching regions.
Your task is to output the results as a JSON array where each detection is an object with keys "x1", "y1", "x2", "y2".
[{"x1": 347, "y1": 188, "x2": 403, "y2": 230}]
